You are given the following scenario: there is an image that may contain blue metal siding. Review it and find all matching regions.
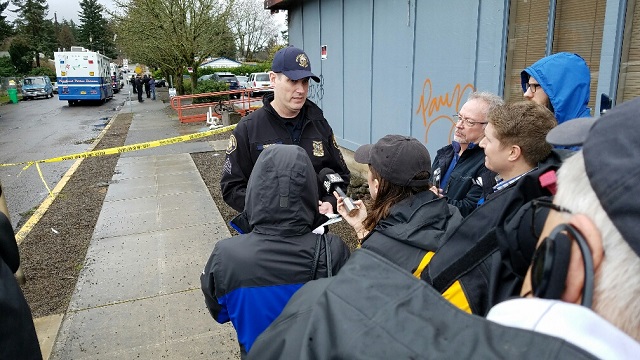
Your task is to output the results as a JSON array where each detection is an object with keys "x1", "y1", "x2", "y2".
[
  {"x1": 370, "y1": 0, "x2": 415, "y2": 142},
  {"x1": 413, "y1": 0, "x2": 480, "y2": 156},
  {"x1": 318, "y1": 0, "x2": 345, "y2": 139},
  {"x1": 342, "y1": 0, "x2": 373, "y2": 148}
]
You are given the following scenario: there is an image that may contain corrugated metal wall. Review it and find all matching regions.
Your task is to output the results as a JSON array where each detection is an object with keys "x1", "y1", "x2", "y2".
[{"x1": 284, "y1": 0, "x2": 628, "y2": 156}]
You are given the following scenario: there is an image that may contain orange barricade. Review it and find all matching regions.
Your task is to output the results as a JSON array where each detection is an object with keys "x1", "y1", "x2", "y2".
[{"x1": 169, "y1": 87, "x2": 273, "y2": 123}]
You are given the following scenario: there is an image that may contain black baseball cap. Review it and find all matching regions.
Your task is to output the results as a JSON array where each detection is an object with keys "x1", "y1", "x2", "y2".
[
  {"x1": 354, "y1": 135, "x2": 431, "y2": 187},
  {"x1": 546, "y1": 97, "x2": 640, "y2": 258},
  {"x1": 271, "y1": 46, "x2": 320, "y2": 83}
]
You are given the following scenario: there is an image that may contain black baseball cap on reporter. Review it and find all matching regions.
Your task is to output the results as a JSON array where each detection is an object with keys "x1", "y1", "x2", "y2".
[
  {"x1": 271, "y1": 46, "x2": 320, "y2": 83},
  {"x1": 545, "y1": 97, "x2": 640, "y2": 258},
  {"x1": 354, "y1": 135, "x2": 432, "y2": 187}
]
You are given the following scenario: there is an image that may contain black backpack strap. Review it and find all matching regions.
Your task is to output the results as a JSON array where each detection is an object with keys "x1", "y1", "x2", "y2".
[
  {"x1": 311, "y1": 234, "x2": 322, "y2": 280},
  {"x1": 324, "y1": 234, "x2": 332, "y2": 277},
  {"x1": 429, "y1": 231, "x2": 498, "y2": 293}
]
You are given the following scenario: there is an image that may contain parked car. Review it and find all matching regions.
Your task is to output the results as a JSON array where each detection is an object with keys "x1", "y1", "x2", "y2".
[
  {"x1": 246, "y1": 72, "x2": 273, "y2": 97},
  {"x1": 236, "y1": 75, "x2": 248, "y2": 89},
  {"x1": 155, "y1": 78, "x2": 167, "y2": 87},
  {"x1": 21, "y1": 76, "x2": 54, "y2": 100},
  {"x1": 52, "y1": 81, "x2": 58, "y2": 94},
  {"x1": 198, "y1": 72, "x2": 241, "y2": 98}
]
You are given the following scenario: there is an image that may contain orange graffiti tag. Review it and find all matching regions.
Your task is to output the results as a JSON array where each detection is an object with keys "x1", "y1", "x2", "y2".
[{"x1": 416, "y1": 78, "x2": 474, "y2": 144}]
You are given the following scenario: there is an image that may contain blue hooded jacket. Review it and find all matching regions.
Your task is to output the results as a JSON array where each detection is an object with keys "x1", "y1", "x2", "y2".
[{"x1": 521, "y1": 52, "x2": 591, "y2": 124}]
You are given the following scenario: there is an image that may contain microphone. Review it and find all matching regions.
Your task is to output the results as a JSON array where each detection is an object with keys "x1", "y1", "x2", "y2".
[
  {"x1": 318, "y1": 168, "x2": 358, "y2": 216},
  {"x1": 433, "y1": 167, "x2": 441, "y2": 189}
]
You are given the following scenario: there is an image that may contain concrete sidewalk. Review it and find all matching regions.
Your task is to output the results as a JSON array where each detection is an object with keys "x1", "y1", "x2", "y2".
[{"x1": 42, "y1": 96, "x2": 240, "y2": 359}]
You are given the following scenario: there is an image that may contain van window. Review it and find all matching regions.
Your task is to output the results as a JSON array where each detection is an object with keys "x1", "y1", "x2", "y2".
[
  {"x1": 256, "y1": 74, "x2": 269, "y2": 81},
  {"x1": 25, "y1": 78, "x2": 46, "y2": 85}
]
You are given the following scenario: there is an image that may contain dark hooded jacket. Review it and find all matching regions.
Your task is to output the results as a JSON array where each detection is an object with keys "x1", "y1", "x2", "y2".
[
  {"x1": 220, "y1": 93, "x2": 350, "y2": 212},
  {"x1": 361, "y1": 191, "x2": 462, "y2": 275},
  {"x1": 248, "y1": 249, "x2": 595, "y2": 360},
  {"x1": 200, "y1": 145, "x2": 350, "y2": 357},
  {"x1": 0, "y1": 212, "x2": 42, "y2": 360},
  {"x1": 521, "y1": 52, "x2": 591, "y2": 124}
]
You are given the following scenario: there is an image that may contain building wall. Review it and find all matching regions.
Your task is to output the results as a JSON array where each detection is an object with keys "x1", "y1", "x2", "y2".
[{"x1": 283, "y1": 0, "x2": 629, "y2": 157}]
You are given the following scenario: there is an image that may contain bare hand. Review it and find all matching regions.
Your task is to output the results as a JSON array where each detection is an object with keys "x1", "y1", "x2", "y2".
[
  {"x1": 318, "y1": 201, "x2": 333, "y2": 215},
  {"x1": 429, "y1": 186, "x2": 444, "y2": 198},
  {"x1": 333, "y1": 191, "x2": 366, "y2": 229}
]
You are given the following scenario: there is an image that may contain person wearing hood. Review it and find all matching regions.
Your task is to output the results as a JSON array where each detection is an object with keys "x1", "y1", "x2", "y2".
[
  {"x1": 200, "y1": 144, "x2": 350, "y2": 359},
  {"x1": 521, "y1": 52, "x2": 591, "y2": 124},
  {"x1": 334, "y1": 134, "x2": 462, "y2": 277}
]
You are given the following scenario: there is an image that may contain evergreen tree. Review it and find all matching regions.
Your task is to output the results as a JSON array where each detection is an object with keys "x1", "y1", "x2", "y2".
[
  {"x1": 78, "y1": 0, "x2": 116, "y2": 58},
  {"x1": 12, "y1": 0, "x2": 53, "y2": 67},
  {"x1": 0, "y1": 1, "x2": 13, "y2": 43}
]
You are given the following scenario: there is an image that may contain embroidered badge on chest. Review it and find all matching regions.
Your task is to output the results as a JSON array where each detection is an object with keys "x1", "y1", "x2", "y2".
[{"x1": 312, "y1": 141, "x2": 324, "y2": 157}]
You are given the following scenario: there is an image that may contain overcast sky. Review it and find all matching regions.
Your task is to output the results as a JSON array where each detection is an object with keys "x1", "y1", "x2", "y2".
[{"x1": 6, "y1": 0, "x2": 285, "y2": 29}]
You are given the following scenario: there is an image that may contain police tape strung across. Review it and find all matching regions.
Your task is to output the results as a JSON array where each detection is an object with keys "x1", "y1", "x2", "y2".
[{"x1": 0, "y1": 124, "x2": 237, "y2": 200}]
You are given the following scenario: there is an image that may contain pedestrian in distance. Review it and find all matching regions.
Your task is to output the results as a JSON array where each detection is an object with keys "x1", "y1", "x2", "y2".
[
  {"x1": 143, "y1": 74, "x2": 150, "y2": 98},
  {"x1": 430, "y1": 91, "x2": 504, "y2": 217},
  {"x1": 220, "y1": 46, "x2": 350, "y2": 215},
  {"x1": 201, "y1": 144, "x2": 350, "y2": 359},
  {"x1": 334, "y1": 134, "x2": 462, "y2": 276},
  {"x1": 131, "y1": 74, "x2": 137, "y2": 94},
  {"x1": 135, "y1": 75, "x2": 143, "y2": 103},
  {"x1": 149, "y1": 75, "x2": 156, "y2": 100}
]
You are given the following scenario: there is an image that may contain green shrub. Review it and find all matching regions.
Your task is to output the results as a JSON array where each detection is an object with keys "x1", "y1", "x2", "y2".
[
  {"x1": 190, "y1": 63, "x2": 272, "y2": 78},
  {"x1": 193, "y1": 80, "x2": 229, "y2": 104},
  {"x1": 29, "y1": 67, "x2": 57, "y2": 81}
]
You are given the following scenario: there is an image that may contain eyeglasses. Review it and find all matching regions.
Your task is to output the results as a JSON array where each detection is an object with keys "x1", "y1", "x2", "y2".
[
  {"x1": 453, "y1": 114, "x2": 487, "y2": 127},
  {"x1": 530, "y1": 198, "x2": 572, "y2": 240},
  {"x1": 525, "y1": 83, "x2": 542, "y2": 94}
]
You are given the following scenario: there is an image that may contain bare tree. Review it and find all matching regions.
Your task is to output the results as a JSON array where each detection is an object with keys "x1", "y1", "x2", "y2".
[
  {"x1": 111, "y1": 0, "x2": 233, "y2": 94},
  {"x1": 229, "y1": 0, "x2": 279, "y2": 60}
]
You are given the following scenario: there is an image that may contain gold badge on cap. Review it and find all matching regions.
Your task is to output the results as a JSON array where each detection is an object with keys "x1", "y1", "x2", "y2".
[
  {"x1": 296, "y1": 54, "x2": 309, "y2": 68},
  {"x1": 313, "y1": 141, "x2": 324, "y2": 157}
]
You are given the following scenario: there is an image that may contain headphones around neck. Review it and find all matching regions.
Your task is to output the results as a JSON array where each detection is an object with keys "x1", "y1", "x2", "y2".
[{"x1": 530, "y1": 223, "x2": 594, "y2": 308}]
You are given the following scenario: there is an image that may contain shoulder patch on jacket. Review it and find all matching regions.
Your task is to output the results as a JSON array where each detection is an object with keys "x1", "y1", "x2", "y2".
[
  {"x1": 226, "y1": 135, "x2": 237, "y2": 155},
  {"x1": 332, "y1": 135, "x2": 340, "y2": 149}
]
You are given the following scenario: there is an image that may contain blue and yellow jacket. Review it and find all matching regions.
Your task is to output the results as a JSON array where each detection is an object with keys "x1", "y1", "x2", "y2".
[
  {"x1": 521, "y1": 52, "x2": 591, "y2": 124},
  {"x1": 200, "y1": 145, "x2": 350, "y2": 357}
]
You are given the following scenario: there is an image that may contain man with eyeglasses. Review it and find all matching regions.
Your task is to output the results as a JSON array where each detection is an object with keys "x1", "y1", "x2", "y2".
[
  {"x1": 430, "y1": 92, "x2": 503, "y2": 216},
  {"x1": 522, "y1": 52, "x2": 591, "y2": 124}
]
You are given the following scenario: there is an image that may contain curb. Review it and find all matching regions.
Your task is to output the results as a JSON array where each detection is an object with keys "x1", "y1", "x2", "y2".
[{"x1": 15, "y1": 113, "x2": 117, "y2": 245}]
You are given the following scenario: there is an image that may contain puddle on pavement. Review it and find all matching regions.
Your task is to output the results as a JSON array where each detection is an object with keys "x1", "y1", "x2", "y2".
[{"x1": 92, "y1": 117, "x2": 110, "y2": 131}]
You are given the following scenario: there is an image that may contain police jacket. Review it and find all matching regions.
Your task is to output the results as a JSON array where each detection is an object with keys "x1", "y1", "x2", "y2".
[
  {"x1": 220, "y1": 93, "x2": 350, "y2": 212},
  {"x1": 361, "y1": 191, "x2": 462, "y2": 276},
  {"x1": 201, "y1": 145, "x2": 350, "y2": 357},
  {"x1": 0, "y1": 212, "x2": 42, "y2": 360},
  {"x1": 248, "y1": 250, "x2": 596, "y2": 360},
  {"x1": 431, "y1": 143, "x2": 494, "y2": 217}
]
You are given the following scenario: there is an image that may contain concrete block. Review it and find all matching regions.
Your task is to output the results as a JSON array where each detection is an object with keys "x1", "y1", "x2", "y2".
[{"x1": 222, "y1": 111, "x2": 241, "y2": 126}]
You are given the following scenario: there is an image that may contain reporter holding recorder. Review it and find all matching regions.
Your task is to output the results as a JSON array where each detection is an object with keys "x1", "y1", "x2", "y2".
[{"x1": 334, "y1": 135, "x2": 462, "y2": 276}]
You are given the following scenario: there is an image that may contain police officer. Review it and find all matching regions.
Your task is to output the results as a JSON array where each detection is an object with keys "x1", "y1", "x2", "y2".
[{"x1": 220, "y1": 46, "x2": 350, "y2": 214}]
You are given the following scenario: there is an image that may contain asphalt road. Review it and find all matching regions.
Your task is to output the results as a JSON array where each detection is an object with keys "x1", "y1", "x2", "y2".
[{"x1": 0, "y1": 92, "x2": 127, "y2": 229}]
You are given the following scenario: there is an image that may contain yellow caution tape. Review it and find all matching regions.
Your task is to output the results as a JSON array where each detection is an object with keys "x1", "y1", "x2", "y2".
[
  {"x1": 0, "y1": 124, "x2": 236, "y2": 169},
  {"x1": 0, "y1": 124, "x2": 236, "y2": 199}
]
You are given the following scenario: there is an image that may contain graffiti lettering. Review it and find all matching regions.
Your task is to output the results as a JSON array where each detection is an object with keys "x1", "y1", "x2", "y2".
[
  {"x1": 307, "y1": 74, "x2": 324, "y2": 103},
  {"x1": 416, "y1": 78, "x2": 474, "y2": 144}
]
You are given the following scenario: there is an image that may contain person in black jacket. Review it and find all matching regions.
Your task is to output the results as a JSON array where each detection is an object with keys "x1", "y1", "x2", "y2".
[
  {"x1": 143, "y1": 74, "x2": 150, "y2": 98},
  {"x1": 220, "y1": 46, "x2": 350, "y2": 214},
  {"x1": 201, "y1": 144, "x2": 350, "y2": 358},
  {"x1": 334, "y1": 135, "x2": 462, "y2": 277},
  {"x1": 0, "y1": 211, "x2": 42, "y2": 359},
  {"x1": 430, "y1": 91, "x2": 503, "y2": 217},
  {"x1": 135, "y1": 75, "x2": 143, "y2": 102}
]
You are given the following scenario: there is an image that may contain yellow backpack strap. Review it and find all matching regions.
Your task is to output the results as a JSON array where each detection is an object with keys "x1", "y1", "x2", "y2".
[
  {"x1": 413, "y1": 251, "x2": 435, "y2": 278},
  {"x1": 413, "y1": 251, "x2": 472, "y2": 314}
]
